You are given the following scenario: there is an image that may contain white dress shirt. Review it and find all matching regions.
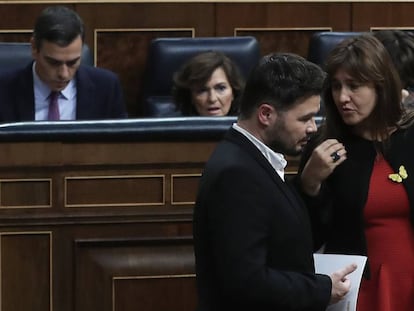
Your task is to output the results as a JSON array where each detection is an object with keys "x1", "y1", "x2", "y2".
[
  {"x1": 33, "y1": 62, "x2": 77, "y2": 120},
  {"x1": 232, "y1": 123, "x2": 287, "y2": 181}
]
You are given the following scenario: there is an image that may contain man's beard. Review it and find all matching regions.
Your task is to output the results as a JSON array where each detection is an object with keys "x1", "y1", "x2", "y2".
[
  {"x1": 268, "y1": 138, "x2": 303, "y2": 157},
  {"x1": 267, "y1": 121, "x2": 304, "y2": 156}
]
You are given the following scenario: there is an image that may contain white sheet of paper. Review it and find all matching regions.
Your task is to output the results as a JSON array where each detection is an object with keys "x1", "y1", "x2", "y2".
[{"x1": 314, "y1": 253, "x2": 367, "y2": 311}]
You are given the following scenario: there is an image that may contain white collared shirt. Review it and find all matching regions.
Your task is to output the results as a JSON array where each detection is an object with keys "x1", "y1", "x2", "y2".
[
  {"x1": 33, "y1": 62, "x2": 77, "y2": 120},
  {"x1": 233, "y1": 123, "x2": 287, "y2": 181}
]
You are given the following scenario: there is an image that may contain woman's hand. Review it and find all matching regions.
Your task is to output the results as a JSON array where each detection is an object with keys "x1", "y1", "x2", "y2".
[{"x1": 300, "y1": 139, "x2": 347, "y2": 196}]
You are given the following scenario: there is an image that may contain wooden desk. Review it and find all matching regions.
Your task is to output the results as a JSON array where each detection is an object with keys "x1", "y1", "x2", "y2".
[{"x1": 0, "y1": 118, "x2": 227, "y2": 311}]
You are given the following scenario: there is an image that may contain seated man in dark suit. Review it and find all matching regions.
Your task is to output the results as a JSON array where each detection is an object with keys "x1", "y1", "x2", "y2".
[{"x1": 0, "y1": 5, "x2": 127, "y2": 122}]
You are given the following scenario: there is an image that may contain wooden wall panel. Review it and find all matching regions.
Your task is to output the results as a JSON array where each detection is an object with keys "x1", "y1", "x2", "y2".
[
  {"x1": 113, "y1": 276, "x2": 196, "y2": 311},
  {"x1": 60, "y1": 141, "x2": 216, "y2": 165},
  {"x1": 0, "y1": 179, "x2": 51, "y2": 208},
  {"x1": 0, "y1": 4, "x2": 56, "y2": 29},
  {"x1": 74, "y1": 237, "x2": 195, "y2": 311},
  {"x1": 1, "y1": 232, "x2": 51, "y2": 311},
  {"x1": 236, "y1": 29, "x2": 330, "y2": 59},
  {"x1": 76, "y1": 3, "x2": 216, "y2": 50},
  {"x1": 65, "y1": 175, "x2": 165, "y2": 207},
  {"x1": 0, "y1": 32, "x2": 30, "y2": 42},
  {"x1": 352, "y1": 3, "x2": 414, "y2": 31},
  {"x1": 215, "y1": 3, "x2": 352, "y2": 34},
  {"x1": 171, "y1": 174, "x2": 201, "y2": 205}
]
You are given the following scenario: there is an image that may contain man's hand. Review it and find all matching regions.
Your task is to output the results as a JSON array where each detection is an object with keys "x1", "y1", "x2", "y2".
[{"x1": 329, "y1": 263, "x2": 358, "y2": 304}]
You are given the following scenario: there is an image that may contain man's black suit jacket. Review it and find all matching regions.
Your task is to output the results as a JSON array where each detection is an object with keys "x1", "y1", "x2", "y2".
[
  {"x1": 193, "y1": 127, "x2": 331, "y2": 311},
  {"x1": 0, "y1": 62, "x2": 127, "y2": 121}
]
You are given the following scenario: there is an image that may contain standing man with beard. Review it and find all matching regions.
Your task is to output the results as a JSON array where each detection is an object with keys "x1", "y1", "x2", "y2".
[{"x1": 193, "y1": 53, "x2": 357, "y2": 311}]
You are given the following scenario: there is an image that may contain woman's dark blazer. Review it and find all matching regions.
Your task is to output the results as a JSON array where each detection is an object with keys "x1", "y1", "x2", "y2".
[
  {"x1": 0, "y1": 62, "x2": 127, "y2": 121},
  {"x1": 297, "y1": 125, "x2": 414, "y2": 276},
  {"x1": 193, "y1": 127, "x2": 331, "y2": 311}
]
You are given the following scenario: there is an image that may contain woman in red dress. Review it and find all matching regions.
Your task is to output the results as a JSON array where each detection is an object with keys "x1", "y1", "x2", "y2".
[{"x1": 297, "y1": 33, "x2": 414, "y2": 310}]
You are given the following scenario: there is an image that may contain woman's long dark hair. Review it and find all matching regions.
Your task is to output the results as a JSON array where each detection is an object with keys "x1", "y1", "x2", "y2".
[{"x1": 321, "y1": 34, "x2": 405, "y2": 147}]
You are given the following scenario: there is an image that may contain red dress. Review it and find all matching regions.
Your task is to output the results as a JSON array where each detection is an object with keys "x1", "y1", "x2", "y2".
[{"x1": 357, "y1": 156, "x2": 414, "y2": 311}]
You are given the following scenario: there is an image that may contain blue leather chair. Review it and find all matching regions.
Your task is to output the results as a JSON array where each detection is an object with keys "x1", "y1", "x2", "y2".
[
  {"x1": 140, "y1": 36, "x2": 261, "y2": 117},
  {"x1": 307, "y1": 32, "x2": 363, "y2": 68},
  {"x1": 0, "y1": 42, "x2": 94, "y2": 73}
]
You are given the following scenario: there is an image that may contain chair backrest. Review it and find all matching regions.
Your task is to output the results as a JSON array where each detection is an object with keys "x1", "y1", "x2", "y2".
[
  {"x1": 307, "y1": 32, "x2": 362, "y2": 68},
  {"x1": 0, "y1": 42, "x2": 94, "y2": 73},
  {"x1": 140, "y1": 36, "x2": 261, "y2": 117}
]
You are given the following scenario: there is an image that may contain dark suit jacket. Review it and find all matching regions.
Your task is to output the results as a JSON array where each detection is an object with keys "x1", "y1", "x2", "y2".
[
  {"x1": 193, "y1": 128, "x2": 331, "y2": 311},
  {"x1": 0, "y1": 62, "x2": 127, "y2": 122}
]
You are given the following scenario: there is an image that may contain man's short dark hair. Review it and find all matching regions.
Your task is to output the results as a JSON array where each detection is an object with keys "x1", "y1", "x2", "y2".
[
  {"x1": 239, "y1": 53, "x2": 326, "y2": 119},
  {"x1": 33, "y1": 5, "x2": 85, "y2": 49}
]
